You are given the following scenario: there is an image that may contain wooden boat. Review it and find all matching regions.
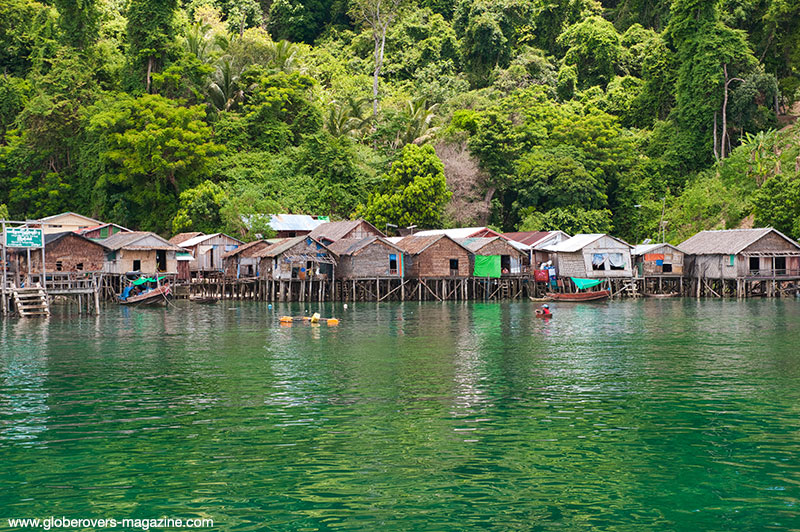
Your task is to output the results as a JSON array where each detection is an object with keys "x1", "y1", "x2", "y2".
[
  {"x1": 119, "y1": 284, "x2": 171, "y2": 306},
  {"x1": 190, "y1": 295, "x2": 219, "y2": 304},
  {"x1": 545, "y1": 289, "x2": 610, "y2": 302}
]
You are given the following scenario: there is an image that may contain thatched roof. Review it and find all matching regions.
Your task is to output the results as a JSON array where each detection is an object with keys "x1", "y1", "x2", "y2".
[
  {"x1": 169, "y1": 232, "x2": 204, "y2": 245},
  {"x1": 309, "y1": 219, "x2": 384, "y2": 242},
  {"x1": 327, "y1": 236, "x2": 401, "y2": 256},
  {"x1": 44, "y1": 231, "x2": 109, "y2": 250},
  {"x1": 395, "y1": 234, "x2": 472, "y2": 255},
  {"x1": 222, "y1": 239, "x2": 271, "y2": 259},
  {"x1": 678, "y1": 228, "x2": 800, "y2": 255}
]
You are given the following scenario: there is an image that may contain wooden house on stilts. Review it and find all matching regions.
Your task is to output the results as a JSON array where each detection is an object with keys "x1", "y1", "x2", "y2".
[
  {"x1": 328, "y1": 236, "x2": 405, "y2": 301},
  {"x1": 679, "y1": 228, "x2": 800, "y2": 297}
]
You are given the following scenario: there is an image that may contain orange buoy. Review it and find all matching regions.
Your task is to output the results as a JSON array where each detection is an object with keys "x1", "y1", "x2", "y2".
[{"x1": 327, "y1": 318, "x2": 339, "y2": 326}]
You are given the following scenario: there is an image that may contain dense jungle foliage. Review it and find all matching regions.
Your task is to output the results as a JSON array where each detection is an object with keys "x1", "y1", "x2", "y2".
[{"x1": 1, "y1": 0, "x2": 799, "y2": 242}]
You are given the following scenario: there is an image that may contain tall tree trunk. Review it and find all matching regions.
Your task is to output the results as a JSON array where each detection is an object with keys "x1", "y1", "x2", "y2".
[
  {"x1": 713, "y1": 111, "x2": 719, "y2": 162},
  {"x1": 721, "y1": 64, "x2": 744, "y2": 161},
  {"x1": 481, "y1": 187, "x2": 496, "y2": 225},
  {"x1": 721, "y1": 65, "x2": 729, "y2": 160},
  {"x1": 146, "y1": 56, "x2": 153, "y2": 93},
  {"x1": 372, "y1": 29, "x2": 385, "y2": 120}
]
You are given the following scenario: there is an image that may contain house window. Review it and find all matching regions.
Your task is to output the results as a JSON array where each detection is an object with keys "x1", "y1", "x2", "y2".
[
  {"x1": 449, "y1": 259, "x2": 459, "y2": 274},
  {"x1": 608, "y1": 253, "x2": 625, "y2": 270},
  {"x1": 727, "y1": 254, "x2": 735, "y2": 266},
  {"x1": 775, "y1": 256, "x2": 786, "y2": 275},
  {"x1": 133, "y1": 259, "x2": 141, "y2": 271},
  {"x1": 662, "y1": 263, "x2": 673, "y2": 273},
  {"x1": 592, "y1": 253, "x2": 607, "y2": 270},
  {"x1": 389, "y1": 254, "x2": 398, "y2": 274},
  {"x1": 56, "y1": 261, "x2": 63, "y2": 271},
  {"x1": 76, "y1": 263, "x2": 84, "y2": 271},
  {"x1": 749, "y1": 256, "x2": 759, "y2": 273},
  {"x1": 106, "y1": 251, "x2": 116, "y2": 261}
]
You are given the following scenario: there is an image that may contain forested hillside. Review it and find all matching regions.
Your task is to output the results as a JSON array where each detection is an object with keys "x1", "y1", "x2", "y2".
[{"x1": 1, "y1": 0, "x2": 799, "y2": 242}]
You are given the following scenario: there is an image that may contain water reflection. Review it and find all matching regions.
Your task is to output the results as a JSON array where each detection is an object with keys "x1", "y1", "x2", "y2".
[{"x1": 0, "y1": 300, "x2": 799, "y2": 530}]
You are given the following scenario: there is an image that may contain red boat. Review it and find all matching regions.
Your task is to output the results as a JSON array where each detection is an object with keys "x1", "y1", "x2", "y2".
[{"x1": 545, "y1": 289, "x2": 610, "y2": 302}]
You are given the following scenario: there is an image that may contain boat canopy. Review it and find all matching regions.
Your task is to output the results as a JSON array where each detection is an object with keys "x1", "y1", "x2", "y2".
[
  {"x1": 132, "y1": 275, "x2": 166, "y2": 286},
  {"x1": 571, "y1": 277, "x2": 603, "y2": 290}
]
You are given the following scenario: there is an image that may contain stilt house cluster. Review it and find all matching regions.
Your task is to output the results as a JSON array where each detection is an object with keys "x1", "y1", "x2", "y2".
[{"x1": 5, "y1": 211, "x2": 800, "y2": 306}]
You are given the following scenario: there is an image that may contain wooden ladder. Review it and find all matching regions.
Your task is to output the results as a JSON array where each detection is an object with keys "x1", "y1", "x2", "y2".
[
  {"x1": 12, "y1": 286, "x2": 50, "y2": 317},
  {"x1": 620, "y1": 280, "x2": 640, "y2": 298}
]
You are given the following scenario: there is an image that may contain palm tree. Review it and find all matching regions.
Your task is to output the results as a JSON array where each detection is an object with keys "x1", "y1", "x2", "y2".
[
  {"x1": 397, "y1": 98, "x2": 439, "y2": 147},
  {"x1": 268, "y1": 40, "x2": 299, "y2": 73},
  {"x1": 324, "y1": 97, "x2": 372, "y2": 137},
  {"x1": 743, "y1": 129, "x2": 780, "y2": 185},
  {"x1": 208, "y1": 57, "x2": 243, "y2": 111},
  {"x1": 184, "y1": 21, "x2": 215, "y2": 64}
]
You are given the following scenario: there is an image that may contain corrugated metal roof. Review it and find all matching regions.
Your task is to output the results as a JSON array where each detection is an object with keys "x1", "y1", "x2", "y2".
[
  {"x1": 39, "y1": 212, "x2": 103, "y2": 224},
  {"x1": 546, "y1": 234, "x2": 631, "y2": 253},
  {"x1": 269, "y1": 214, "x2": 325, "y2": 232},
  {"x1": 177, "y1": 233, "x2": 243, "y2": 248},
  {"x1": 678, "y1": 228, "x2": 800, "y2": 255},
  {"x1": 414, "y1": 227, "x2": 498, "y2": 239},
  {"x1": 545, "y1": 234, "x2": 605, "y2": 252},
  {"x1": 632, "y1": 243, "x2": 685, "y2": 256},
  {"x1": 102, "y1": 231, "x2": 182, "y2": 251}
]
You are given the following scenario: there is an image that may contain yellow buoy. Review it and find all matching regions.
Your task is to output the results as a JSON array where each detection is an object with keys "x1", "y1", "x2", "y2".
[
  {"x1": 310, "y1": 312, "x2": 321, "y2": 324},
  {"x1": 327, "y1": 318, "x2": 339, "y2": 326}
]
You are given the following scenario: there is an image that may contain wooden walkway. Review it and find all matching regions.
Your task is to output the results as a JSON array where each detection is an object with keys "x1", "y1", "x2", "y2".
[{"x1": 2, "y1": 272, "x2": 104, "y2": 316}]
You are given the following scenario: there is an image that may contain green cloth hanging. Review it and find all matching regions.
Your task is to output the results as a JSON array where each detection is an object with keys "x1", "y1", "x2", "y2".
[
  {"x1": 474, "y1": 255, "x2": 501, "y2": 278},
  {"x1": 571, "y1": 277, "x2": 603, "y2": 290}
]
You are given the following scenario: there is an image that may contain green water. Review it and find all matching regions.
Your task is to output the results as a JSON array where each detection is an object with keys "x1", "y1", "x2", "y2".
[{"x1": 2, "y1": 300, "x2": 800, "y2": 531}]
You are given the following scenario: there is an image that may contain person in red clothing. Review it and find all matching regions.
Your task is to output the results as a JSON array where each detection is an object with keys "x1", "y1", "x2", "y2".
[{"x1": 540, "y1": 304, "x2": 551, "y2": 315}]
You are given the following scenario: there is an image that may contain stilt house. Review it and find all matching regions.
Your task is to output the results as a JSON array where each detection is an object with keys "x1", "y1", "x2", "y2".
[
  {"x1": 546, "y1": 234, "x2": 633, "y2": 279},
  {"x1": 632, "y1": 243, "x2": 686, "y2": 277},
  {"x1": 102, "y1": 232, "x2": 181, "y2": 274},
  {"x1": 254, "y1": 235, "x2": 336, "y2": 280},
  {"x1": 327, "y1": 237, "x2": 404, "y2": 279},
  {"x1": 459, "y1": 236, "x2": 527, "y2": 276},
  {"x1": 679, "y1": 228, "x2": 800, "y2": 280},
  {"x1": 395, "y1": 235, "x2": 472, "y2": 278},
  {"x1": 178, "y1": 233, "x2": 243, "y2": 278},
  {"x1": 23, "y1": 232, "x2": 109, "y2": 273},
  {"x1": 222, "y1": 240, "x2": 274, "y2": 278}
]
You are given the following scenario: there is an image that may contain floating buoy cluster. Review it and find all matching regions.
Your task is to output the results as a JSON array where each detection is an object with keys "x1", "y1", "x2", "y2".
[{"x1": 279, "y1": 312, "x2": 339, "y2": 326}]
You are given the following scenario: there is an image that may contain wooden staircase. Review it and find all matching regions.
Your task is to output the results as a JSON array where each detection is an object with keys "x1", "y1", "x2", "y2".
[{"x1": 12, "y1": 286, "x2": 50, "y2": 317}]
